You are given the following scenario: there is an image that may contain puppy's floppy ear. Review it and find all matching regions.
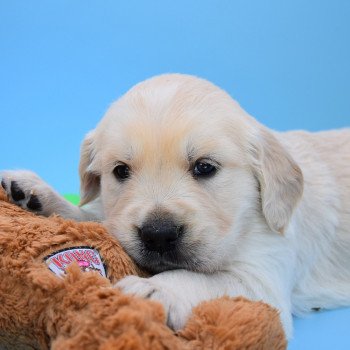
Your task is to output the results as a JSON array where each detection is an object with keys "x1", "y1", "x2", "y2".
[
  {"x1": 248, "y1": 127, "x2": 303, "y2": 234},
  {"x1": 79, "y1": 130, "x2": 101, "y2": 206}
]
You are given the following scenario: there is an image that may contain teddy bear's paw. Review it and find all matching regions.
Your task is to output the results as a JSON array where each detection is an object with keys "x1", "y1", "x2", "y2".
[
  {"x1": 116, "y1": 275, "x2": 192, "y2": 331},
  {"x1": 0, "y1": 170, "x2": 56, "y2": 215}
]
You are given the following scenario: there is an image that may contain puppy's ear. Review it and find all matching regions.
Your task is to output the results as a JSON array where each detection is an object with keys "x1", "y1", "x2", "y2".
[
  {"x1": 79, "y1": 130, "x2": 101, "y2": 206},
  {"x1": 248, "y1": 127, "x2": 303, "y2": 233}
]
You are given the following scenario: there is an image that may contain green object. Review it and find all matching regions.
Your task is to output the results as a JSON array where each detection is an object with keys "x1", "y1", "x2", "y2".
[{"x1": 63, "y1": 194, "x2": 80, "y2": 205}]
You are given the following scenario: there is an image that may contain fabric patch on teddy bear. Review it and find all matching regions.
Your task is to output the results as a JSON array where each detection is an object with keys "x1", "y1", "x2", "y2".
[{"x1": 44, "y1": 246, "x2": 107, "y2": 277}]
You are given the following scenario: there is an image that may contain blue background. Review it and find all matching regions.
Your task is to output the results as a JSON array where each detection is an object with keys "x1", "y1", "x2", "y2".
[{"x1": 0, "y1": 1, "x2": 349, "y2": 348}]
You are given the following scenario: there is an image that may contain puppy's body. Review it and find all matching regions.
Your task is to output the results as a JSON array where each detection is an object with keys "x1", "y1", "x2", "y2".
[
  {"x1": 2, "y1": 74, "x2": 350, "y2": 339},
  {"x1": 282, "y1": 129, "x2": 350, "y2": 314}
]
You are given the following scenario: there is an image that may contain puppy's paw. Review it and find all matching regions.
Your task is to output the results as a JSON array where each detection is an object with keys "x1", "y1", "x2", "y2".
[
  {"x1": 116, "y1": 275, "x2": 192, "y2": 330},
  {"x1": 0, "y1": 170, "x2": 57, "y2": 215}
]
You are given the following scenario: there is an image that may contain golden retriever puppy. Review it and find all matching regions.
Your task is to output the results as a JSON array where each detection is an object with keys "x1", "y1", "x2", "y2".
[{"x1": 2, "y1": 74, "x2": 350, "y2": 339}]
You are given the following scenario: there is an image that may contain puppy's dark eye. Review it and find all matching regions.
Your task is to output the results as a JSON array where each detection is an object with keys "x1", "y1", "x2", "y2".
[
  {"x1": 113, "y1": 164, "x2": 130, "y2": 181},
  {"x1": 193, "y1": 161, "x2": 217, "y2": 178}
]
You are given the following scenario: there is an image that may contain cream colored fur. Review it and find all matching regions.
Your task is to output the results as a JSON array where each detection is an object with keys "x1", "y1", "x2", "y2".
[{"x1": 2, "y1": 74, "x2": 350, "y2": 339}]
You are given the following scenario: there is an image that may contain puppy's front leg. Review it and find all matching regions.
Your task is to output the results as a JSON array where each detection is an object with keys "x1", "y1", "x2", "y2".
[
  {"x1": 116, "y1": 269, "x2": 292, "y2": 338},
  {"x1": 1, "y1": 170, "x2": 102, "y2": 221}
]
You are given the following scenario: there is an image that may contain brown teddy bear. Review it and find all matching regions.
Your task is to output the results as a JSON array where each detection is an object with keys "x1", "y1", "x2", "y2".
[{"x1": 0, "y1": 188, "x2": 286, "y2": 350}]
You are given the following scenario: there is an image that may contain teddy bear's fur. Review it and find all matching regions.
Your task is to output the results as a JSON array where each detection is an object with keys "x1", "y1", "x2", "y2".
[{"x1": 0, "y1": 188, "x2": 286, "y2": 350}]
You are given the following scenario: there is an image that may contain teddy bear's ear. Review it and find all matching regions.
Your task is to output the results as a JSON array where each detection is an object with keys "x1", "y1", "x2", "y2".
[{"x1": 79, "y1": 130, "x2": 101, "y2": 206}]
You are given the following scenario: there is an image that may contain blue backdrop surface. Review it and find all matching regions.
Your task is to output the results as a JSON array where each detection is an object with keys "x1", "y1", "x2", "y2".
[
  {"x1": 1, "y1": 1, "x2": 350, "y2": 348},
  {"x1": 1, "y1": 0, "x2": 349, "y2": 193}
]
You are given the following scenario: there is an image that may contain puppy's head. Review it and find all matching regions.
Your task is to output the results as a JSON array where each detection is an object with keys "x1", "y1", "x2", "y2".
[{"x1": 79, "y1": 74, "x2": 303, "y2": 273}]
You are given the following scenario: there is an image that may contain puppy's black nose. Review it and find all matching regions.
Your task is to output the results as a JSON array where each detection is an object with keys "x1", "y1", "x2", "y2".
[{"x1": 138, "y1": 214, "x2": 184, "y2": 253}]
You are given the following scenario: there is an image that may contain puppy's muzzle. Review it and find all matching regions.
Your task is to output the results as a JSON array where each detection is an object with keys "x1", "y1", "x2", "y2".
[{"x1": 137, "y1": 212, "x2": 184, "y2": 253}]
